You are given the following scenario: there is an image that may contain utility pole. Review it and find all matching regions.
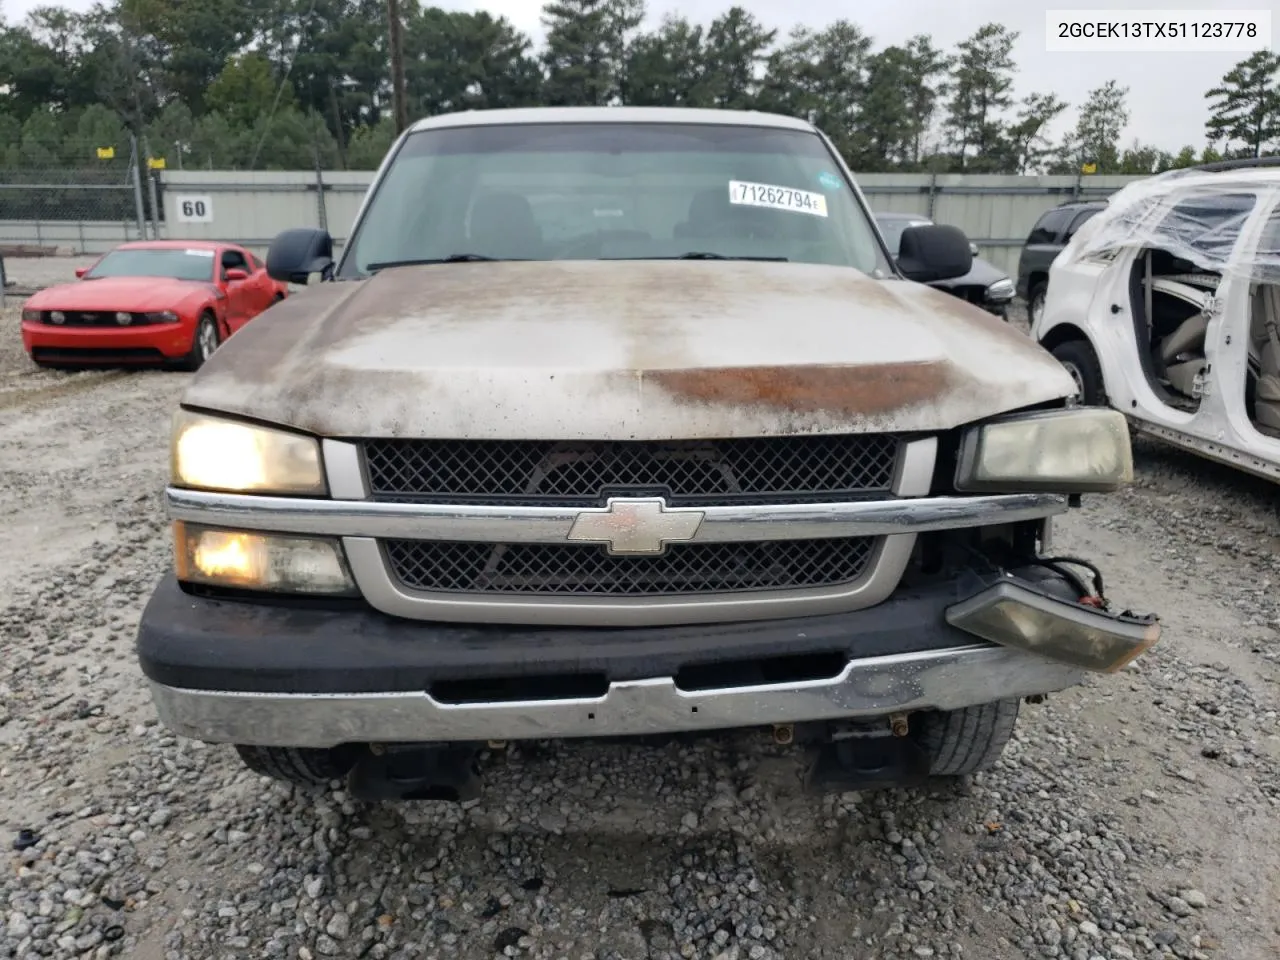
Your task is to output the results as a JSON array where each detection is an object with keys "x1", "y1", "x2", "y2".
[{"x1": 387, "y1": 0, "x2": 408, "y2": 134}]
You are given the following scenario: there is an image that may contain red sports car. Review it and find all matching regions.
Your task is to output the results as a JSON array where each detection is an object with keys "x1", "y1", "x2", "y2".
[{"x1": 20, "y1": 240, "x2": 289, "y2": 370}]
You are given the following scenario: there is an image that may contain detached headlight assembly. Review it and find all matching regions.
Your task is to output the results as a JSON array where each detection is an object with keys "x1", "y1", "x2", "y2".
[
  {"x1": 174, "y1": 521, "x2": 357, "y2": 596},
  {"x1": 170, "y1": 409, "x2": 327, "y2": 495},
  {"x1": 955, "y1": 408, "x2": 1133, "y2": 493}
]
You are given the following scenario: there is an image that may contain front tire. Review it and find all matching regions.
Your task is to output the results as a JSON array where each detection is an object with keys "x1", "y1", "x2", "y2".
[
  {"x1": 1050, "y1": 339, "x2": 1105, "y2": 406},
  {"x1": 234, "y1": 745, "x2": 360, "y2": 786},
  {"x1": 180, "y1": 313, "x2": 220, "y2": 372},
  {"x1": 917, "y1": 699, "x2": 1021, "y2": 776}
]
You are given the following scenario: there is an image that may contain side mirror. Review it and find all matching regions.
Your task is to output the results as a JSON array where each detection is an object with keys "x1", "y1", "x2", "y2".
[
  {"x1": 266, "y1": 227, "x2": 334, "y2": 284},
  {"x1": 897, "y1": 224, "x2": 973, "y2": 283},
  {"x1": 75, "y1": 267, "x2": 89, "y2": 279},
  {"x1": 224, "y1": 267, "x2": 249, "y2": 281},
  {"x1": 969, "y1": 241, "x2": 980, "y2": 257}
]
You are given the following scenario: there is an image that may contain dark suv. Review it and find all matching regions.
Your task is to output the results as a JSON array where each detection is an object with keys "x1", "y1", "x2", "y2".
[{"x1": 1016, "y1": 200, "x2": 1106, "y2": 324}]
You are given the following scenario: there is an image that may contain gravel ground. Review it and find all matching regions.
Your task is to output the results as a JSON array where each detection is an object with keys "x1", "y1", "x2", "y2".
[
  {"x1": 3, "y1": 256, "x2": 100, "y2": 291},
  {"x1": 2, "y1": 271, "x2": 1279, "y2": 960}
]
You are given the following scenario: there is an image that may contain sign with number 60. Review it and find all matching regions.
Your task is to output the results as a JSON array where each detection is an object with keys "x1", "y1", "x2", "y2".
[{"x1": 174, "y1": 195, "x2": 213, "y2": 223}]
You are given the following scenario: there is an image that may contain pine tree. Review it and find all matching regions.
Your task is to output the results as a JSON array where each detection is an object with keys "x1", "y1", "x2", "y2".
[
  {"x1": 943, "y1": 24, "x2": 1017, "y2": 170},
  {"x1": 1204, "y1": 50, "x2": 1280, "y2": 157},
  {"x1": 540, "y1": 0, "x2": 644, "y2": 107},
  {"x1": 1071, "y1": 80, "x2": 1129, "y2": 173},
  {"x1": 702, "y1": 6, "x2": 776, "y2": 111}
]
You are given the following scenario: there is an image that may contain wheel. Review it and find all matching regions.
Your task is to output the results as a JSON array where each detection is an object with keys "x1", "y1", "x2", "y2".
[
  {"x1": 1050, "y1": 339, "x2": 1105, "y2": 405},
  {"x1": 916, "y1": 699, "x2": 1021, "y2": 776},
  {"x1": 234, "y1": 744, "x2": 360, "y2": 786},
  {"x1": 1027, "y1": 282, "x2": 1047, "y2": 327},
  {"x1": 180, "y1": 313, "x2": 220, "y2": 371}
]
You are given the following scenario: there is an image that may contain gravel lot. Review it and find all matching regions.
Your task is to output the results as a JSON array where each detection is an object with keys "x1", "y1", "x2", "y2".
[{"x1": 2, "y1": 261, "x2": 1279, "y2": 960}]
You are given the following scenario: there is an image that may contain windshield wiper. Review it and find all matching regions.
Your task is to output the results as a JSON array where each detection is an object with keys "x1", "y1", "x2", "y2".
[
  {"x1": 663, "y1": 252, "x2": 789, "y2": 262},
  {"x1": 366, "y1": 254, "x2": 520, "y2": 272}
]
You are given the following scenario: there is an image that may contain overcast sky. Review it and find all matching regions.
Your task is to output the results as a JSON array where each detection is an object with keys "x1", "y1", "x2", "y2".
[{"x1": 4, "y1": 0, "x2": 1275, "y2": 152}]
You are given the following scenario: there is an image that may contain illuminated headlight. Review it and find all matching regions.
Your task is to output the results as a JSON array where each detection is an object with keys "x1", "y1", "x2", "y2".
[
  {"x1": 170, "y1": 409, "x2": 327, "y2": 495},
  {"x1": 50, "y1": 311, "x2": 66, "y2": 324},
  {"x1": 955, "y1": 408, "x2": 1133, "y2": 493},
  {"x1": 174, "y1": 521, "x2": 356, "y2": 595},
  {"x1": 142, "y1": 310, "x2": 179, "y2": 323},
  {"x1": 986, "y1": 278, "x2": 1015, "y2": 300},
  {"x1": 116, "y1": 311, "x2": 133, "y2": 325}
]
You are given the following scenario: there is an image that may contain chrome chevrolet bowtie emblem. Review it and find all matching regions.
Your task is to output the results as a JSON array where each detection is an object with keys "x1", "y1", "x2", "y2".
[{"x1": 566, "y1": 497, "x2": 705, "y2": 555}]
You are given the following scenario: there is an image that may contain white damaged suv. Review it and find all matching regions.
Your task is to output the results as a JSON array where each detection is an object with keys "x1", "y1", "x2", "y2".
[
  {"x1": 1032, "y1": 159, "x2": 1280, "y2": 484},
  {"x1": 135, "y1": 107, "x2": 1160, "y2": 801}
]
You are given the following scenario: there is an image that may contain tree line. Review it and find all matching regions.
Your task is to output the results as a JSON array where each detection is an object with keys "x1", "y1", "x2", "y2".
[{"x1": 1, "y1": 0, "x2": 1278, "y2": 175}]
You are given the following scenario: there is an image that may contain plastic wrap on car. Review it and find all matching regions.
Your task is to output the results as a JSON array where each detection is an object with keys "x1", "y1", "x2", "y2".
[{"x1": 1059, "y1": 170, "x2": 1280, "y2": 282}]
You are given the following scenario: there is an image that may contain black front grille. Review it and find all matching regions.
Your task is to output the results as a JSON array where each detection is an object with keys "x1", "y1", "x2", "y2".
[
  {"x1": 31, "y1": 346, "x2": 166, "y2": 364},
  {"x1": 45, "y1": 311, "x2": 143, "y2": 326},
  {"x1": 363, "y1": 435, "x2": 901, "y2": 506},
  {"x1": 384, "y1": 537, "x2": 876, "y2": 596}
]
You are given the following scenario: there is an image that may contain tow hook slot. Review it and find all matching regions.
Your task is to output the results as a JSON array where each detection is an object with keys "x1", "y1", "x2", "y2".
[
  {"x1": 803, "y1": 719, "x2": 930, "y2": 793},
  {"x1": 347, "y1": 743, "x2": 483, "y2": 802}
]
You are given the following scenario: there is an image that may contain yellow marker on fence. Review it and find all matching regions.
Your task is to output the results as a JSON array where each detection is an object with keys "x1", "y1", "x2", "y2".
[
  {"x1": 96, "y1": 146, "x2": 115, "y2": 159},
  {"x1": 148, "y1": 157, "x2": 166, "y2": 170}
]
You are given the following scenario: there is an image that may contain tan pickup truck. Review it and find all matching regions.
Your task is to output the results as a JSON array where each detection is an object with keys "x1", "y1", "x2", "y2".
[{"x1": 136, "y1": 106, "x2": 1160, "y2": 801}]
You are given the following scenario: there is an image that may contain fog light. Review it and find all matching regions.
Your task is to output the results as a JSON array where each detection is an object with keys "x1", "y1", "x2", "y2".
[
  {"x1": 174, "y1": 521, "x2": 357, "y2": 595},
  {"x1": 945, "y1": 581, "x2": 1160, "y2": 673}
]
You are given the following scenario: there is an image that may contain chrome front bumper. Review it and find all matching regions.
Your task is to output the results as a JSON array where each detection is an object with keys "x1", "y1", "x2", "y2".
[{"x1": 147, "y1": 644, "x2": 1086, "y2": 748}]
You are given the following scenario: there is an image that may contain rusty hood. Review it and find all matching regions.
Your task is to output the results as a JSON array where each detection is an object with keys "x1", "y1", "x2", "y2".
[{"x1": 181, "y1": 259, "x2": 1076, "y2": 440}]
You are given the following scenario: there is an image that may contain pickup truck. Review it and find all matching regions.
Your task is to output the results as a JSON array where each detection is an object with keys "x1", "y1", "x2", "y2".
[{"x1": 135, "y1": 106, "x2": 1160, "y2": 801}]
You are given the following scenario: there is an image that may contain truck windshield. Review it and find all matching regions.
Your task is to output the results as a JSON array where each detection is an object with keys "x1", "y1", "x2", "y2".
[{"x1": 339, "y1": 122, "x2": 887, "y2": 277}]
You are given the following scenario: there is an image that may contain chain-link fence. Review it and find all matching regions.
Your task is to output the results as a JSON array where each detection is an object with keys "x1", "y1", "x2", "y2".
[{"x1": 0, "y1": 139, "x2": 161, "y2": 255}]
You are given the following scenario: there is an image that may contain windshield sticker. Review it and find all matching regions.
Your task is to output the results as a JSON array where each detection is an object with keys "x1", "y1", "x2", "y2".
[
  {"x1": 817, "y1": 171, "x2": 843, "y2": 191},
  {"x1": 184, "y1": 249, "x2": 215, "y2": 257},
  {"x1": 728, "y1": 180, "x2": 828, "y2": 218}
]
